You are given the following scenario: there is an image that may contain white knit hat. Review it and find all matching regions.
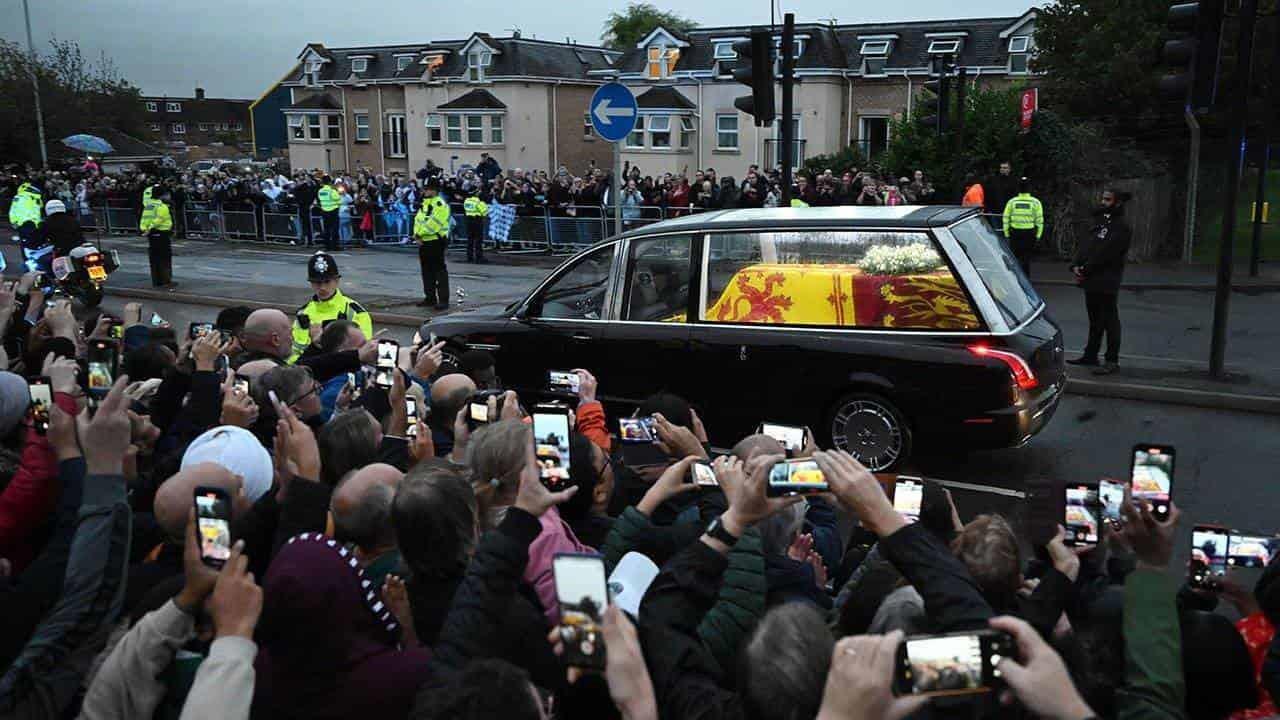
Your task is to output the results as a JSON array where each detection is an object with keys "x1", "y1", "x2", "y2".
[{"x1": 181, "y1": 426, "x2": 273, "y2": 502}]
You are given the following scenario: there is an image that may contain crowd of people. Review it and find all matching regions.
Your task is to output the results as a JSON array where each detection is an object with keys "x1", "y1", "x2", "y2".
[{"x1": 0, "y1": 253, "x2": 1274, "y2": 720}]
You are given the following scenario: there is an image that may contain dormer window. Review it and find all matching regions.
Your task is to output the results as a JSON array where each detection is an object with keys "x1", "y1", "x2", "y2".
[
  {"x1": 351, "y1": 58, "x2": 368, "y2": 73},
  {"x1": 467, "y1": 50, "x2": 492, "y2": 82},
  {"x1": 646, "y1": 46, "x2": 679, "y2": 79},
  {"x1": 713, "y1": 42, "x2": 737, "y2": 60},
  {"x1": 166, "y1": 102, "x2": 182, "y2": 113},
  {"x1": 927, "y1": 39, "x2": 962, "y2": 55},
  {"x1": 396, "y1": 55, "x2": 414, "y2": 71},
  {"x1": 771, "y1": 37, "x2": 805, "y2": 59},
  {"x1": 305, "y1": 61, "x2": 322, "y2": 74},
  {"x1": 859, "y1": 39, "x2": 892, "y2": 77},
  {"x1": 1008, "y1": 36, "x2": 1032, "y2": 74}
]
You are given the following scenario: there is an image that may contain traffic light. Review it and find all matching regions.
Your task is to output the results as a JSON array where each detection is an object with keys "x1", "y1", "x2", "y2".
[
  {"x1": 1158, "y1": 0, "x2": 1224, "y2": 110},
  {"x1": 733, "y1": 30, "x2": 775, "y2": 126},
  {"x1": 916, "y1": 58, "x2": 951, "y2": 135}
]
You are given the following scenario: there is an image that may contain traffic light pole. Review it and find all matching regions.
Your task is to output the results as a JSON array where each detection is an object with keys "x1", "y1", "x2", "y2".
[
  {"x1": 780, "y1": 13, "x2": 795, "y2": 205},
  {"x1": 1248, "y1": 35, "x2": 1278, "y2": 277},
  {"x1": 1208, "y1": 0, "x2": 1258, "y2": 378}
]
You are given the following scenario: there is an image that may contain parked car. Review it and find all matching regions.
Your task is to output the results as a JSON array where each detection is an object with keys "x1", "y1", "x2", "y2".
[{"x1": 423, "y1": 206, "x2": 1066, "y2": 471}]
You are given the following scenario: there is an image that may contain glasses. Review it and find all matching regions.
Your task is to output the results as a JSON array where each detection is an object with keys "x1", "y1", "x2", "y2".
[{"x1": 289, "y1": 382, "x2": 320, "y2": 407}]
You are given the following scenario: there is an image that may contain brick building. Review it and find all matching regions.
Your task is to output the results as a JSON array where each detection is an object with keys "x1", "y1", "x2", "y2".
[{"x1": 140, "y1": 88, "x2": 253, "y2": 150}]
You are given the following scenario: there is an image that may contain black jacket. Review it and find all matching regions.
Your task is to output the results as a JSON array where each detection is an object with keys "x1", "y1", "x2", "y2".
[
  {"x1": 764, "y1": 554, "x2": 832, "y2": 610},
  {"x1": 878, "y1": 523, "x2": 994, "y2": 631},
  {"x1": 1074, "y1": 206, "x2": 1132, "y2": 293},
  {"x1": 41, "y1": 213, "x2": 84, "y2": 256},
  {"x1": 987, "y1": 175, "x2": 1019, "y2": 215}
]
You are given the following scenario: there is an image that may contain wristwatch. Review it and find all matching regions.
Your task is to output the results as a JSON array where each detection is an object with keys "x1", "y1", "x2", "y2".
[{"x1": 705, "y1": 515, "x2": 740, "y2": 546}]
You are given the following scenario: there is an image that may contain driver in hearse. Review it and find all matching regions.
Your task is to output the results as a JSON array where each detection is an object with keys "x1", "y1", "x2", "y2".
[{"x1": 630, "y1": 265, "x2": 685, "y2": 321}]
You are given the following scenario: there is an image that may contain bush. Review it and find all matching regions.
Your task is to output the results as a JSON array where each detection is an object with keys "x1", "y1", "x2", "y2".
[{"x1": 801, "y1": 144, "x2": 869, "y2": 179}]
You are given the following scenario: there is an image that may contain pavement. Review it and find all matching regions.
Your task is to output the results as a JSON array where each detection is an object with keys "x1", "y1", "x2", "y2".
[{"x1": 7, "y1": 234, "x2": 1280, "y2": 415}]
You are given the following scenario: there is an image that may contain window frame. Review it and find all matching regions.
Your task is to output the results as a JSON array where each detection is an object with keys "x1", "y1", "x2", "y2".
[
  {"x1": 351, "y1": 57, "x2": 368, "y2": 73},
  {"x1": 445, "y1": 114, "x2": 463, "y2": 144},
  {"x1": 679, "y1": 116, "x2": 695, "y2": 149},
  {"x1": 715, "y1": 113, "x2": 739, "y2": 151},
  {"x1": 620, "y1": 233, "x2": 695, "y2": 323},
  {"x1": 490, "y1": 114, "x2": 504, "y2": 144},
  {"x1": 862, "y1": 57, "x2": 888, "y2": 77},
  {"x1": 583, "y1": 112, "x2": 594, "y2": 140},
  {"x1": 326, "y1": 114, "x2": 342, "y2": 141},
  {"x1": 524, "y1": 241, "x2": 619, "y2": 322},
  {"x1": 713, "y1": 42, "x2": 737, "y2": 60},
  {"x1": 1008, "y1": 36, "x2": 1031, "y2": 53},
  {"x1": 645, "y1": 46, "x2": 679, "y2": 79},
  {"x1": 859, "y1": 40, "x2": 891, "y2": 56},
  {"x1": 147, "y1": 123, "x2": 161, "y2": 132},
  {"x1": 307, "y1": 114, "x2": 322, "y2": 140},
  {"x1": 145, "y1": 101, "x2": 158, "y2": 113},
  {"x1": 166, "y1": 102, "x2": 182, "y2": 113},
  {"x1": 647, "y1": 114, "x2": 672, "y2": 149},
  {"x1": 426, "y1": 114, "x2": 442, "y2": 144},
  {"x1": 625, "y1": 115, "x2": 646, "y2": 149},
  {"x1": 396, "y1": 55, "x2": 414, "y2": 72},
  {"x1": 288, "y1": 114, "x2": 305, "y2": 140},
  {"x1": 198, "y1": 123, "x2": 211, "y2": 132},
  {"x1": 467, "y1": 50, "x2": 492, "y2": 82},
  {"x1": 465, "y1": 114, "x2": 484, "y2": 144},
  {"x1": 170, "y1": 122, "x2": 186, "y2": 135},
  {"x1": 354, "y1": 113, "x2": 370, "y2": 141},
  {"x1": 927, "y1": 39, "x2": 962, "y2": 55}
]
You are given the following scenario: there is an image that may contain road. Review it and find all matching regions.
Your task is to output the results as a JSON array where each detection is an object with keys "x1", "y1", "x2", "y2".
[{"x1": 11, "y1": 236, "x2": 1280, "y2": 574}]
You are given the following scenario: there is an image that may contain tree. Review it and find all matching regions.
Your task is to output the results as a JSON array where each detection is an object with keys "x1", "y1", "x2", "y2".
[
  {"x1": 600, "y1": 3, "x2": 696, "y2": 49},
  {"x1": 0, "y1": 38, "x2": 142, "y2": 166}
]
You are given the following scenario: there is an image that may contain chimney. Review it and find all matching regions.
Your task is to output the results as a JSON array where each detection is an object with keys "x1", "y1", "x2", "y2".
[
  {"x1": 195, "y1": 87, "x2": 205, "y2": 100},
  {"x1": 512, "y1": 29, "x2": 521, "y2": 39}
]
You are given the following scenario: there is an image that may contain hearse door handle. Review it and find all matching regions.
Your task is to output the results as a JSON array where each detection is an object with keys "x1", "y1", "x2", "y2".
[{"x1": 571, "y1": 333, "x2": 593, "y2": 342}]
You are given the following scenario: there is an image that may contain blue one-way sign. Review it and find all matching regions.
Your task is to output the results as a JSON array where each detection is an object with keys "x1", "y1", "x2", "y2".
[{"x1": 589, "y1": 83, "x2": 638, "y2": 143}]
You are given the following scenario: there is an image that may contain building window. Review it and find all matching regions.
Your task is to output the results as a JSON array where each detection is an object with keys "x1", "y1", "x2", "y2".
[
  {"x1": 467, "y1": 50, "x2": 492, "y2": 82},
  {"x1": 648, "y1": 115, "x2": 671, "y2": 148},
  {"x1": 354, "y1": 113, "x2": 370, "y2": 141},
  {"x1": 166, "y1": 102, "x2": 182, "y2": 113},
  {"x1": 170, "y1": 123, "x2": 186, "y2": 135},
  {"x1": 860, "y1": 40, "x2": 891, "y2": 56},
  {"x1": 466, "y1": 115, "x2": 484, "y2": 144},
  {"x1": 289, "y1": 115, "x2": 304, "y2": 139},
  {"x1": 147, "y1": 123, "x2": 161, "y2": 132},
  {"x1": 645, "y1": 46, "x2": 679, "y2": 79},
  {"x1": 307, "y1": 114, "x2": 321, "y2": 140},
  {"x1": 326, "y1": 115, "x2": 341, "y2": 140},
  {"x1": 859, "y1": 116, "x2": 890, "y2": 161},
  {"x1": 679, "y1": 116, "x2": 695, "y2": 149},
  {"x1": 715, "y1": 114, "x2": 738, "y2": 150},
  {"x1": 396, "y1": 55, "x2": 414, "y2": 72},
  {"x1": 446, "y1": 114, "x2": 463, "y2": 144},
  {"x1": 771, "y1": 37, "x2": 805, "y2": 59},
  {"x1": 625, "y1": 116, "x2": 645, "y2": 149},
  {"x1": 583, "y1": 112, "x2": 594, "y2": 140},
  {"x1": 927, "y1": 39, "x2": 961, "y2": 55},
  {"x1": 233, "y1": 121, "x2": 243, "y2": 131},
  {"x1": 305, "y1": 61, "x2": 322, "y2": 74},
  {"x1": 490, "y1": 115, "x2": 504, "y2": 144},
  {"x1": 426, "y1": 114, "x2": 442, "y2": 144},
  {"x1": 351, "y1": 58, "x2": 368, "y2": 73},
  {"x1": 198, "y1": 123, "x2": 210, "y2": 132},
  {"x1": 1008, "y1": 36, "x2": 1031, "y2": 74},
  {"x1": 860, "y1": 39, "x2": 891, "y2": 76},
  {"x1": 145, "y1": 101, "x2": 157, "y2": 112},
  {"x1": 713, "y1": 42, "x2": 737, "y2": 60},
  {"x1": 863, "y1": 58, "x2": 887, "y2": 76}
]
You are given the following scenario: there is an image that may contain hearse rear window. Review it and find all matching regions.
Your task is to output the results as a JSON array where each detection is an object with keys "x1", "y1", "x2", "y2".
[
  {"x1": 949, "y1": 217, "x2": 1042, "y2": 327},
  {"x1": 700, "y1": 230, "x2": 980, "y2": 329}
]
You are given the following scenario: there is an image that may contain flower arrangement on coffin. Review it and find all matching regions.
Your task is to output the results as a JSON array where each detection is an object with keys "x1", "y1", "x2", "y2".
[{"x1": 856, "y1": 244, "x2": 944, "y2": 276}]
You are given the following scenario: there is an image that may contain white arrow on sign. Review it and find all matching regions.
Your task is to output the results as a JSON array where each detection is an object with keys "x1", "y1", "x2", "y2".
[{"x1": 592, "y1": 97, "x2": 636, "y2": 125}]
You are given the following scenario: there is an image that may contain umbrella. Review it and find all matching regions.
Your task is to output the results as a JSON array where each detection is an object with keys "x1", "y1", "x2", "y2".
[{"x1": 61, "y1": 134, "x2": 114, "y2": 155}]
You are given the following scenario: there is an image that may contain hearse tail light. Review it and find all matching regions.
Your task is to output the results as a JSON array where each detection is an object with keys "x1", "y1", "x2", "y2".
[{"x1": 967, "y1": 344, "x2": 1038, "y2": 391}]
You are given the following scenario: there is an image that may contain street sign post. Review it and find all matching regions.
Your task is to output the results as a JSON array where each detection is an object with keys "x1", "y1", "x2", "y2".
[{"x1": 590, "y1": 83, "x2": 638, "y2": 238}]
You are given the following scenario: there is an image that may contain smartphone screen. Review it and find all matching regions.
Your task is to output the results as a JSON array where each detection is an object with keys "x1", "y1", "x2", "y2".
[
  {"x1": 1228, "y1": 533, "x2": 1276, "y2": 570},
  {"x1": 28, "y1": 377, "x2": 52, "y2": 435},
  {"x1": 469, "y1": 401, "x2": 490, "y2": 425},
  {"x1": 1099, "y1": 478, "x2": 1127, "y2": 525},
  {"x1": 1063, "y1": 484, "x2": 1100, "y2": 547},
  {"x1": 690, "y1": 461, "x2": 719, "y2": 487},
  {"x1": 1190, "y1": 525, "x2": 1229, "y2": 589},
  {"x1": 893, "y1": 478, "x2": 923, "y2": 523},
  {"x1": 760, "y1": 422, "x2": 806, "y2": 455},
  {"x1": 188, "y1": 322, "x2": 214, "y2": 340},
  {"x1": 533, "y1": 411, "x2": 572, "y2": 490},
  {"x1": 618, "y1": 416, "x2": 657, "y2": 444},
  {"x1": 897, "y1": 631, "x2": 1013, "y2": 697},
  {"x1": 86, "y1": 340, "x2": 119, "y2": 397},
  {"x1": 150, "y1": 311, "x2": 165, "y2": 326},
  {"x1": 194, "y1": 487, "x2": 233, "y2": 568},
  {"x1": 374, "y1": 340, "x2": 399, "y2": 388},
  {"x1": 1130, "y1": 445, "x2": 1174, "y2": 520},
  {"x1": 233, "y1": 376, "x2": 250, "y2": 396},
  {"x1": 406, "y1": 398, "x2": 419, "y2": 437},
  {"x1": 553, "y1": 553, "x2": 608, "y2": 670},
  {"x1": 766, "y1": 459, "x2": 828, "y2": 496},
  {"x1": 548, "y1": 370, "x2": 581, "y2": 394}
]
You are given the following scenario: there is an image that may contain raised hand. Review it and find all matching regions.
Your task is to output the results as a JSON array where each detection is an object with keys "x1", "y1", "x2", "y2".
[
  {"x1": 653, "y1": 413, "x2": 707, "y2": 461},
  {"x1": 1118, "y1": 485, "x2": 1179, "y2": 570},
  {"x1": 77, "y1": 376, "x2": 132, "y2": 476},
  {"x1": 816, "y1": 632, "x2": 926, "y2": 720},
  {"x1": 273, "y1": 399, "x2": 321, "y2": 482},
  {"x1": 988, "y1": 615, "x2": 1095, "y2": 720},
  {"x1": 636, "y1": 455, "x2": 700, "y2": 517},
  {"x1": 207, "y1": 541, "x2": 263, "y2": 640},
  {"x1": 813, "y1": 450, "x2": 902, "y2": 537},
  {"x1": 414, "y1": 341, "x2": 446, "y2": 379}
]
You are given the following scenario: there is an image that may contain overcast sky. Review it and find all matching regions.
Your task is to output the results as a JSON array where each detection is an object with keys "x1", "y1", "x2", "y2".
[{"x1": 0, "y1": 0, "x2": 1034, "y2": 99}]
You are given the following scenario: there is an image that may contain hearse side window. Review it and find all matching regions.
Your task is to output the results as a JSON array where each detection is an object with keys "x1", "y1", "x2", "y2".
[
  {"x1": 529, "y1": 243, "x2": 616, "y2": 320},
  {"x1": 949, "y1": 217, "x2": 1042, "y2": 327},
  {"x1": 700, "y1": 230, "x2": 980, "y2": 329},
  {"x1": 623, "y1": 234, "x2": 693, "y2": 322}
]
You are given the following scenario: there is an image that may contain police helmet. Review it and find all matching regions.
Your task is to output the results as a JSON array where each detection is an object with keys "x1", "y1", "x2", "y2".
[
  {"x1": 307, "y1": 251, "x2": 340, "y2": 281},
  {"x1": 44, "y1": 199, "x2": 66, "y2": 215}
]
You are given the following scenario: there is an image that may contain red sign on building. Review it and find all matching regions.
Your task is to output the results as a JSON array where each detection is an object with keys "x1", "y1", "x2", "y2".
[{"x1": 1020, "y1": 88, "x2": 1038, "y2": 129}]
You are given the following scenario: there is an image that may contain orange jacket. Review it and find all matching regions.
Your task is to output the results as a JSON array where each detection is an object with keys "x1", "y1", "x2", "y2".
[
  {"x1": 962, "y1": 183, "x2": 985, "y2": 207},
  {"x1": 576, "y1": 401, "x2": 611, "y2": 452}
]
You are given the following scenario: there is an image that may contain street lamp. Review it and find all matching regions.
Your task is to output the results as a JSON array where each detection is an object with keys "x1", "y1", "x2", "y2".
[{"x1": 21, "y1": 0, "x2": 48, "y2": 168}]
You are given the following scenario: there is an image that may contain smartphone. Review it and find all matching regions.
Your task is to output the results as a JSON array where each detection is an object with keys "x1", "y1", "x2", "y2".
[
  {"x1": 406, "y1": 397, "x2": 419, "y2": 437},
  {"x1": 215, "y1": 354, "x2": 229, "y2": 381},
  {"x1": 1227, "y1": 532, "x2": 1276, "y2": 570},
  {"x1": 188, "y1": 321, "x2": 215, "y2": 340},
  {"x1": 553, "y1": 553, "x2": 608, "y2": 671},
  {"x1": 533, "y1": 409, "x2": 572, "y2": 491},
  {"x1": 618, "y1": 416, "x2": 657, "y2": 444},
  {"x1": 1099, "y1": 477, "x2": 1127, "y2": 528},
  {"x1": 345, "y1": 372, "x2": 363, "y2": 403},
  {"x1": 893, "y1": 477, "x2": 924, "y2": 524},
  {"x1": 1130, "y1": 444, "x2": 1175, "y2": 521},
  {"x1": 766, "y1": 458, "x2": 828, "y2": 496},
  {"x1": 194, "y1": 486, "x2": 233, "y2": 569},
  {"x1": 232, "y1": 375, "x2": 250, "y2": 396},
  {"x1": 1189, "y1": 525, "x2": 1229, "y2": 590},
  {"x1": 150, "y1": 311, "x2": 165, "y2": 326},
  {"x1": 468, "y1": 400, "x2": 490, "y2": 428},
  {"x1": 759, "y1": 422, "x2": 807, "y2": 457},
  {"x1": 374, "y1": 339, "x2": 399, "y2": 388},
  {"x1": 1063, "y1": 483, "x2": 1100, "y2": 547},
  {"x1": 689, "y1": 461, "x2": 719, "y2": 487},
  {"x1": 548, "y1": 370, "x2": 581, "y2": 394},
  {"x1": 895, "y1": 630, "x2": 1015, "y2": 697},
  {"x1": 86, "y1": 339, "x2": 119, "y2": 398},
  {"x1": 27, "y1": 376, "x2": 52, "y2": 435}
]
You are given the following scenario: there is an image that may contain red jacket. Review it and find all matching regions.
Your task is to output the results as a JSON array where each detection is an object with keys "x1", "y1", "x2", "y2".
[
  {"x1": 576, "y1": 401, "x2": 611, "y2": 453},
  {"x1": 0, "y1": 392, "x2": 78, "y2": 572}
]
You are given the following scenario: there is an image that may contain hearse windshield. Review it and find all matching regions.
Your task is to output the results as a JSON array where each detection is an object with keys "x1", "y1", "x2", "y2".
[{"x1": 949, "y1": 217, "x2": 1043, "y2": 327}]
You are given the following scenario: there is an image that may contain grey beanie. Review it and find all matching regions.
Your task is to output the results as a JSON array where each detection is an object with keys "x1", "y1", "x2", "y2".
[{"x1": 0, "y1": 372, "x2": 32, "y2": 437}]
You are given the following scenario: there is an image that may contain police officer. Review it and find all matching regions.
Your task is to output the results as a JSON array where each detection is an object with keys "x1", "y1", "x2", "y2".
[
  {"x1": 140, "y1": 188, "x2": 176, "y2": 288},
  {"x1": 1002, "y1": 177, "x2": 1044, "y2": 277},
  {"x1": 463, "y1": 187, "x2": 488, "y2": 264},
  {"x1": 8, "y1": 179, "x2": 43, "y2": 264},
  {"x1": 292, "y1": 251, "x2": 373, "y2": 362},
  {"x1": 317, "y1": 175, "x2": 342, "y2": 252},
  {"x1": 413, "y1": 179, "x2": 451, "y2": 310}
]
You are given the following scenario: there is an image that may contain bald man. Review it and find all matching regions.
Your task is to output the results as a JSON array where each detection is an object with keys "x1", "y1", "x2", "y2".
[
  {"x1": 236, "y1": 307, "x2": 368, "y2": 384},
  {"x1": 125, "y1": 463, "x2": 246, "y2": 613},
  {"x1": 331, "y1": 463, "x2": 404, "y2": 587},
  {"x1": 427, "y1": 373, "x2": 476, "y2": 458}
]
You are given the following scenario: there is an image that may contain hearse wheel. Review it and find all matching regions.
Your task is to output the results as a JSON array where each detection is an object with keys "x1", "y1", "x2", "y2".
[{"x1": 828, "y1": 392, "x2": 912, "y2": 472}]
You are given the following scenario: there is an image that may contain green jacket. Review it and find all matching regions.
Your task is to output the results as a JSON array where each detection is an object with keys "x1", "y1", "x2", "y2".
[
  {"x1": 1118, "y1": 570, "x2": 1187, "y2": 720},
  {"x1": 463, "y1": 196, "x2": 488, "y2": 217},
  {"x1": 413, "y1": 196, "x2": 450, "y2": 242},
  {"x1": 8, "y1": 182, "x2": 42, "y2": 227},
  {"x1": 602, "y1": 506, "x2": 766, "y2": 679},
  {"x1": 290, "y1": 288, "x2": 372, "y2": 362},
  {"x1": 139, "y1": 198, "x2": 173, "y2": 233},
  {"x1": 1003, "y1": 192, "x2": 1044, "y2": 239},
  {"x1": 317, "y1": 184, "x2": 341, "y2": 212}
]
